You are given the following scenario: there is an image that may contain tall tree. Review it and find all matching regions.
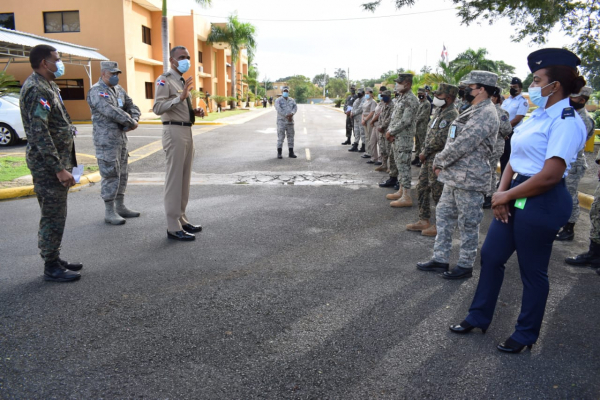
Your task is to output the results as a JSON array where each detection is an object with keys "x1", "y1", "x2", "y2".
[
  {"x1": 326, "y1": 78, "x2": 348, "y2": 98},
  {"x1": 312, "y1": 73, "x2": 329, "y2": 87},
  {"x1": 450, "y1": 48, "x2": 497, "y2": 73},
  {"x1": 495, "y1": 60, "x2": 516, "y2": 89},
  {"x1": 334, "y1": 68, "x2": 347, "y2": 80},
  {"x1": 162, "y1": 0, "x2": 212, "y2": 73},
  {"x1": 207, "y1": 14, "x2": 257, "y2": 109},
  {"x1": 424, "y1": 60, "x2": 472, "y2": 86}
]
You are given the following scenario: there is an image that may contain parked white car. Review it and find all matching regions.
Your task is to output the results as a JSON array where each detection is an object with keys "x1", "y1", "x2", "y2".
[{"x1": 0, "y1": 93, "x2": 26, "y2": 146}]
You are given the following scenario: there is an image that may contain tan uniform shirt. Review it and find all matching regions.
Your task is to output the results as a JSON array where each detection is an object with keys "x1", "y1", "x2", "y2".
[{"x1": 153, "y1": 69, "x2": 193, "y2": 122}]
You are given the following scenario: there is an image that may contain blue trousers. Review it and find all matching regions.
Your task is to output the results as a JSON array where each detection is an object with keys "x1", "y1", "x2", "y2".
[{"x1": 465, "y1": 178, "x2": 571, "y2": 345}]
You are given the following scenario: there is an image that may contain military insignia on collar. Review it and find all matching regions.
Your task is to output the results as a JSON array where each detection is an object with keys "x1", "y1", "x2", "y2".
[
  {"x1": 439, "y1": 120, "x2": 447, "y2": 128},
  {"x1": 501, "y1": 115, "x2": 509, "y2": 121},
  {"x1": 99, "y1": 92, "x2": 110, "y2": 98},
  {"x1": 157, "y1": 79, "x2": 166, "y2": 86},
  {"x1": 561, "y1": 107, "x2": 575, "y2": 119},
  {"x1": 39, "y1": 98, "x2": 51, "y2": 111}
]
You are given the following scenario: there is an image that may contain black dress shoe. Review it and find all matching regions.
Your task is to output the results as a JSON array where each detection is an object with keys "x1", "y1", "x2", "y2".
[
  {"x1": 374, "y1": 161, "x2": 383, "y2": 166},
  {"x1": 182, "y1": 223, "x2": 202, "y2": 233},
  {"x1": 417, "y1": 260, "x2": 449, "y2": 272},
  {"x1": 44, "y1": 260, "x2": 81, "y2": 282},
  {"x1": 366, "y1": 160, "x2": 375, "y2": 164},
  {"x1": 442, "y1": 266, "x2": 473, "y2": 280},
  {"x1": 449, "y1": 320, "x2": 486, "y2": 334},
  {"x1": 167, "y1": 230, "x2": 196, "y2": 241},
  {"x1": 379, "y1": 177, "x2": 398, "y2": 188},
  {"x1": 497, "y1": 337, "x2": 532, "y2": 354},
  {"x1": 59, "y1": 258, "x2": 83, "y2": 271}
]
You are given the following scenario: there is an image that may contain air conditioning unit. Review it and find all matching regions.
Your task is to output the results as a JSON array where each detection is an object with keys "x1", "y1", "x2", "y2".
[{"x1": 198, "y1": 66, "x2": 204, "y2": 73}]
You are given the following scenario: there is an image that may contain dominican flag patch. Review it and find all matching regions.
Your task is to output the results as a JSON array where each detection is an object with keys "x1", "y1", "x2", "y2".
[
  {"x1": 99, "y1": 92, "x2": 110, "y2": 98},
  {"x1": 157, "y1": 79, "x2": 166, "y2": 86},
  {"x1": 39, "y1": 98, "x2": 51, "y2": 111}
]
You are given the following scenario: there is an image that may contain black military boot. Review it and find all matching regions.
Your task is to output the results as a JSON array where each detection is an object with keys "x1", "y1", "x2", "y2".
[
  {"x1": 348, "y1": 143, "x2": 359, "y2": 152},
  {"x1": 556, "y1": 223, "x2": 575, "y2": 241},
  {"x1": 289, "y1": 148, "x2": 297, "y2": 158},
  {"x1": 483, "y1": 196, "x2": 492, "y2": 209},
  {"x1": 44, "y1": 260, "x2": 81, "y2": 282},
  {"x1": 411, "y1": 156, "x2": 420, "y2": 166},
  {"x1": 59, "y1": 258, "x2": 83, "y2": 271},
  {"x1": 565, "y1": 240, "x2": 600, "y2": 267},
  {"x1": 277, "y1": 148, "x2": 282, "y2": 159},
  {"x1": 358, "y1": 143, "x2": 366, "y2": 153},
  {"x1": 341, "y1": 138, "x2": 351, "y2": 145},
  {"x1": 379, "y1": 176, "x2": 398, "y2": 188}
]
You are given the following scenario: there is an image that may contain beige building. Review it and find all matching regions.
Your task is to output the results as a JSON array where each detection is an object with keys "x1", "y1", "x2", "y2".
[
  {"x1": 266, "y1": 82, "x2": 289, "y2": 99},
  {"x1": 0, "y1": 0, "x2": 248, "y2": 119}
]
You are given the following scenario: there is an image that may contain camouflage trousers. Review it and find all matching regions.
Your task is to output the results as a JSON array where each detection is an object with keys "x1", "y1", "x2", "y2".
[
  {"x1": 388, "y1": 140, "x2": 398, "y2": 177},
  {"x1": 32, "y1": 170, "x2": 70, "y2": 262},
  {"x1": 97, "y1": 141, "x2": 129, "y2": 201},
  {"x1": 566, "y1": 163, "x2": 587, "y2": 223},
  {"x1": 346, "y1": 115, "x2": 353, "y2": 138},
  {"x1": 414, "y1": 127, "x2": 427, "y2": 155},
  {"x1": 416, "y1": 158, "x2": 444, "y2": 221},
  {"x1": 433, "y1": 185, "x2": 484, "y2": 269},
  {"x1": 487, "y1": 140, "x2": 505, "y2": 197},
  {"x1": 277, "y1": 121, "x2": 295, "y2": 148},
  {"x1": 353, "y1": 116, "x2": 364, "y2": 145},
  {"x1": 378, "y1": 128, "x2": 389, "y2": 161},
  {"x1": 393, "y1": 136, "x2": 413, "y2": 189},
  {"x1": 590, "y1": 182, "x2": 600, "y2": 244}
]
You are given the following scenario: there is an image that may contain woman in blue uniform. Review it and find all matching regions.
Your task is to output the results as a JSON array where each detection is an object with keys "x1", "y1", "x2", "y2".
[{"x1": 448, "y1": 48, "x2": 587, "y2": 353}]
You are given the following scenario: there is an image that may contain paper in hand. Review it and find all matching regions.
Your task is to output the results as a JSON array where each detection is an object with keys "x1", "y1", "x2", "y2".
[{"x1": 72, "y1": 164, "x2": 84, "y2": 184}]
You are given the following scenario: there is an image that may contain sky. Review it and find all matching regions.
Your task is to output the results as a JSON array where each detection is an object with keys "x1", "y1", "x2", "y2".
[{"x1": 169, "y1": 0, "x2": 574, "y2": 84}]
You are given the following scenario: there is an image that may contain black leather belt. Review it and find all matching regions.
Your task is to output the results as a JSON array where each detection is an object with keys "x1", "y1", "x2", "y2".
[{"x1": 162, "y1": 121, "x2": 193, "y2": 126}]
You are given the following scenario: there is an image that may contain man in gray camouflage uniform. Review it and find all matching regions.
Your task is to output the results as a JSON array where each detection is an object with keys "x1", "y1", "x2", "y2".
[
  {"x1": 275, "y1": 86, "x2": 298, "y2": 159},
  {"x1": 483, "y1": 87, "x2": 513, "y2": 208},
  {"x1": 385, "y1": 74, "x2": 419, "y2": 207},
  {"x1": 416, "y1": 71, "x2": 500, "y2": 280},
  {"x1": 349, "y1": 88, "x2": 365, "y2": 152},
  {"x1": 87, "y1": 61, "x2": 141, "y2": 225},
  {"x1": 372, "y1": 87, "x2": 392, "y2": 171},
  {"x1": 412, "y1": 87, "x2": 431, "y2": 167},
  {"x1": 557, "y1": 86, "x2": 596, "y2": 240},
  {"x1": 361, "y1": 87, "x2": 378, "y2": 162},
  {"x1": 407, "y1": 83, "x2": 459, "y2": 237}
]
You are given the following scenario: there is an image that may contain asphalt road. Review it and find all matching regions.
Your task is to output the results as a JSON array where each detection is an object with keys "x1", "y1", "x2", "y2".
[{"x1": 1, "y1": 105, "x2": 599, "y2": 399}]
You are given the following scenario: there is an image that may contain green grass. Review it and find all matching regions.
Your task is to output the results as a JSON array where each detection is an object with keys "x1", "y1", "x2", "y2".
[
  {"x1": 0, "y1": 156, "x2": 31, "y2": 182},
  {"x1": 201, "y1": 109, "x2": 249, "y2": 122}
]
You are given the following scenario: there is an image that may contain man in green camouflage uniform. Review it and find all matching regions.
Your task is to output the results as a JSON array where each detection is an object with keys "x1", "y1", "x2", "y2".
[
  {"x1": 412, "y1": 87, "x2": 431, "y2": 167},
  {"x1": 556, "y1": 87, "x2": 596, "y2": 241},
  {"x1": 417, "y1": 71, "x2": 500, "y2": 280},
  {"x1": 373, "y1": 88, "x2": 393, "y2": 172},
  {"x1": 406, "y1": 83, "x2": 459, "y2": 237},
  {"x1": 20, "y1": 45, "x2": 82, "y2": 282},
  {"x1": 385, "y1": 74, "x2": 419, "y2": 207},
  {"x1": 87, "y1": 61, "x2": 141, "y2": 225}
]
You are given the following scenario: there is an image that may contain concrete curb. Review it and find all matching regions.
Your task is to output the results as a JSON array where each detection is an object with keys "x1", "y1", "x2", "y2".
[
  {"x1": 73, "y1": 120, "x2": 227, "y2": 126},
  {"x1": 0, "y1": 172, "x2": 101, "y2": 200}
]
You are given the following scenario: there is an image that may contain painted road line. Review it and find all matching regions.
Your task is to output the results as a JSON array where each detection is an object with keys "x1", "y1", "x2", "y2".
[
  {"x1": 305, "y1": 148, "x2": 311, "y2": 161},
  {"x1": 304, "y1": 127, "x2": 308, "y2": 135}
]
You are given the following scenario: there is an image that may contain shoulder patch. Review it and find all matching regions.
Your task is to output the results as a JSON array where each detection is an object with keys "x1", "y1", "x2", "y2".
[
  {"x1": 98, "y1": 92, "x2": 110, "y2": 98},
  {"x1": 156, "y1": 79, "x2": 166, "y2": 86},
  {"x1": 501, "y1": 115, "x2": 509, "y2": 121},
  {"x1": 561, "y1": 107, "x2": 575, "y2": 119},
  {"x1": 39, "y1": 98, "x2": 51, "y2": 111},
  {"x1": 523, "y1": 101, "x2": 529, "y2": 107},
  {"x1": 439, "y1": 120, "x2": 448, "y2": 128}
]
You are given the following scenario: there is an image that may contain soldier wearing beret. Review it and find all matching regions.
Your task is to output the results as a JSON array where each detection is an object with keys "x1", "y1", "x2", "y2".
[{"x1": 87, "y1": 61, "x2": 141, "y2": 225}]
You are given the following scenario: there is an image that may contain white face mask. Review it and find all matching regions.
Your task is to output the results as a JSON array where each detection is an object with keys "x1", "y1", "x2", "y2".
[
  {"x1": 432, "y1": 97, "x2": 446, "y2": 107},
  {"x1": 395, "y1": 83, "x2": 404, "y2": 92}
]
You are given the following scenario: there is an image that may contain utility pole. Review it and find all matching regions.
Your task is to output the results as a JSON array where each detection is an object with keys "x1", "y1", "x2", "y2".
[
  {"x1": 323, "y1": 68, "x2": 326, "y2": 98},
  {"x1": 347, "y1": 68, "x2": 350, "y2": 92}
]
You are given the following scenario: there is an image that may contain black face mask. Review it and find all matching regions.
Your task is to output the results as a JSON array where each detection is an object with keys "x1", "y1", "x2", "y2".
[
  {"x1": 464, "y1": 87, "x2": 477, "y2": 103},
  {"x1": 394, "y1": 93, "x2": 399, "y2": 98},
  {"x1": 569, "y1": 99, "x2": 586, "y2": 110},
  {"x1": 509, "y1": 88, "x2": 519, "y2": 97},
  {"x1": 351, "y1": 90, "x2": 356, "y2": 95},
  {"x1": 458, "y1": 89, "x2": 465, "y2": 99},
  {"x1": 357, "y1": 92, "x2": 364, "y2": 98}
]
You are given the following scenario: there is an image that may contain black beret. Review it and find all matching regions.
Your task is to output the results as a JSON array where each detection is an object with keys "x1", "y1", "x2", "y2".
[
  {"x1": 527, "y1": 48, "x2": 581, "y2": 73},
  {"x1": 510, "y1": 77, "x2": 522, "y2": 85},
  {"x1": 379, "y1": 86, "x2": 387, "y2": 92}
]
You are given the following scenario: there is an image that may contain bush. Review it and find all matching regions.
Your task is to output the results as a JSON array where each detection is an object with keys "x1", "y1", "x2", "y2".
[{"x1": 334, "y1": 98, "x2": 343, "y2": 108}]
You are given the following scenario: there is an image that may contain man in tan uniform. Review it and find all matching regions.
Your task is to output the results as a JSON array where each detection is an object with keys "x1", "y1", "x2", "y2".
[{"x1": 153, "y1": 46, "x2": 205, "y2": 241}]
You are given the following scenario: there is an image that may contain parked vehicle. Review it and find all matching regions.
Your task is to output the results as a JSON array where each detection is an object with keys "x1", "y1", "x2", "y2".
[{"x1": 0, "y1": 94, "x2": 26, "y2": 146}]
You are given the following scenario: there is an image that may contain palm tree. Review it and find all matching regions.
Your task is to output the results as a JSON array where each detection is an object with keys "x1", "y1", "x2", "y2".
[
  {"x1": 450, "y1": 48, "x2": 498, "y2": 74},
  {"x1": 424, "y1": 61, "x2": 473, "y2": 86},
  {"x1": 207, "y1": 14, "x2": 257, "y2": 110},
  {"x1": 161, "y1": 0, "x2": 212, "y2": 72},
  {"x1": 0, "y1": 72, "x2": 20, "y2": 97}
]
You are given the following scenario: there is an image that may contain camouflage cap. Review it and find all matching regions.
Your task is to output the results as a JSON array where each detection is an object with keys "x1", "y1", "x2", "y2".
[
  {"x1": 282, "y1": 86, "x2": 290, "y2": 91},
  {"x1": 424, "y1": 85, "x2": 432, "y2": 91},
  {"x1": 433, "y1": 83, "x2": 459, "y2": 97},
  {"x1": 394, "y1": 73, "x2": 413, "y2": 83},
  {"x1": 461, "y1": 70, "x2": 498, "y2": 87},
  {"x1": 571, "y1": 86, "x2": 593, "y2": 98},
  {"x1": 357, "y1": 87, "x2": 365, "y2": 94},
  {"x1": 381, "y1": 90, "x2": 391, "y2": 96},
  {"x1": 100, "y1": 61, "x2": 121, "y2": 73},
  {"x1": 417, "y1": 87, "x2": 426, "y2": 93},
  {"x1": 365, "y1": 87, "x2": 373, "y2": 93}
]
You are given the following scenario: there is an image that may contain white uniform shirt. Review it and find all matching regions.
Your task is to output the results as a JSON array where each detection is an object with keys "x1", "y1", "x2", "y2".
[
  {"x1": 510, "y1": 97, "x2": 586, "y2": 178},
  {"x1": 501, "y1": 93, "x2": 529, "y2": 128}
]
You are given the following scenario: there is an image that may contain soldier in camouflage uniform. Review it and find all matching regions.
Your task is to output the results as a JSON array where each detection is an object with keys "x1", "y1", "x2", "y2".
[
  {"x1": 342, "y1": 85, "x2": 357, "y2": 145},
  {"x1": 362, "y1": 87, "x2": 378, "y2": 162},
  {"x1": 412, "y1": 87, "x2": 431, "y2": 166},
  {"x1": 373, "y1": 88, "x2": 393, "y2": 172},
  {"x1": 557, "y1": 86, "x2": 596, "y2": 241},
  {"x1": 483, "y1": 87, "x2": 513, "y2": 208},
  {"x1": 87, "y1": 61, "x2": 141, "y2": 225},
  {"x1": 417, "y1": 71, "x2": 500, "y2": 280},
  {"x1": 275, "y1": 86, "x2": 298, "y2": 158},
  {"x1": 20, "y1": 45, "x2": 82, "y2": 282},
  {"x1": 385, "y1": 74, "x2": 419, "y2": 207},
  {"x1": 348, "y1": 88, "x2": 365, "y2": 152},
  {"x1": 406, "y1": 83, "x2": 459, "y2": 237}
]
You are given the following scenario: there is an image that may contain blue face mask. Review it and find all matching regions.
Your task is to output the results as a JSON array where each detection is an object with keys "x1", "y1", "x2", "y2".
[
  {"x1": 108, "y1": 74, "x2": 119, "y2": 86},
  {"x1": 176, "y1": 59, "x2": 190, "y2": 74},
  {"x1": 528, "y1": 81, "x2": 556, "y2": 108},
  {"x1": 378, "y1": 94, "x2": 382, "y2": 100},
  {"x1": 47, "y1": 59, "x2": 65, "y2": 78},
  {"x1": 365, "y1": 94, "x2": 371, "y2": 100},
  {"x1": 283, "y1": 92, "x2": 289, "y2": 98}
]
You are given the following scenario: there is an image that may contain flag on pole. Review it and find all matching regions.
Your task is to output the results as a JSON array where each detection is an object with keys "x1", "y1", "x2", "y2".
[{"x1": 441, "y1": 44, "x2": 448, "y2": 63}]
